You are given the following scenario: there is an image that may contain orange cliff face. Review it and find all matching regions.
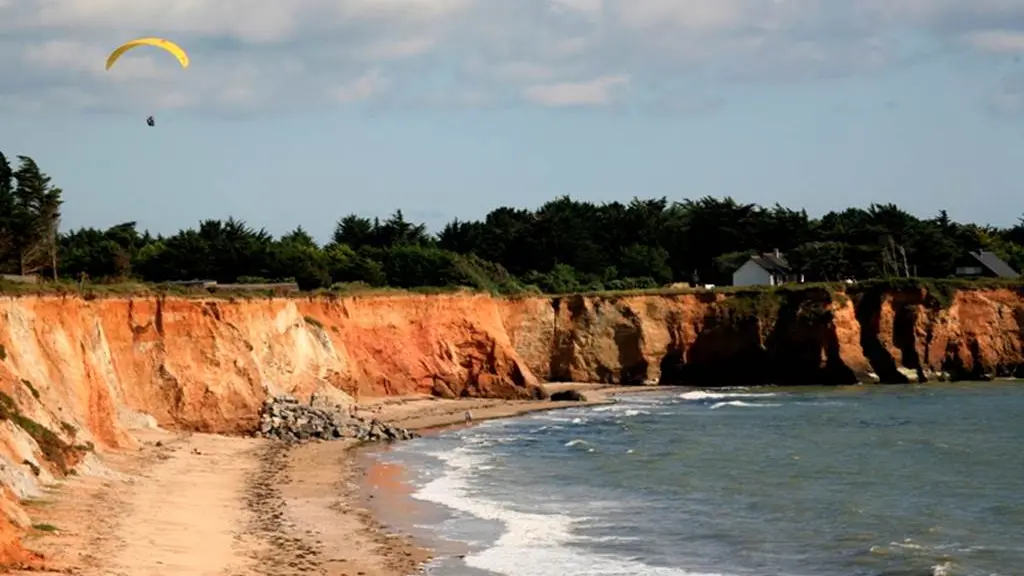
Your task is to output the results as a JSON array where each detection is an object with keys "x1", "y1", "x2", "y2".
[
  {"x1": 0, "y1": 294, "x2": 546, "y2": 438},
  {"x1": 500, "y1": 287, "x2": 1024, "y2": 386},
  {"x1": 0, "y1": 286, "x2": 1023, "y2": 565},
  {"x1": 0, "y1": 293, "x2": 549, "y2": 566}
]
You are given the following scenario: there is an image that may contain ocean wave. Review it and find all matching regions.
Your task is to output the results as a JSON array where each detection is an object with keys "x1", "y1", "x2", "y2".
[
  {"x1": 412, "y1": 447, "x2": 728, "y2": 576},
  {"x1": 593, "y1": 404, "x2": 648, "y2": 413},
  {"x1": 709, "y1": 401, "x2": 783, "y2": 409},
  {"x1": 679, "y1": 390, "x2": 777, "y2": 401},
  {"x1": 534, "y1": 414, "x2": 589, "y2": 424},
  {"x1": 590, "y1": 403, "x2": 654, "y2": 419}
]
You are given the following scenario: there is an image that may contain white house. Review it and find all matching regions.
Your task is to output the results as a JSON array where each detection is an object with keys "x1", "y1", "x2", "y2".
[{"x1": 732, "y1": 250, "x2": 804, "y2": 287}]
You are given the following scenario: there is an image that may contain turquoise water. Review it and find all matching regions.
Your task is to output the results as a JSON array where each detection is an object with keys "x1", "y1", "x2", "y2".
[{"x1": 374, "y1": 383, "x2": 1024, "y2": 576}]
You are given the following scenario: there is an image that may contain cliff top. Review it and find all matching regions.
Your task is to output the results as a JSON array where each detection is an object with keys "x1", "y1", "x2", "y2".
[{"x1": 1, "y1": 276, "x2": 1021, "y2": 306}]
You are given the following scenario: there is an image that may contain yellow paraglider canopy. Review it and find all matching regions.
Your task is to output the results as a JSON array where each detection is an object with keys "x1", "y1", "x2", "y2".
[{"x1": 105, "y1": 37, "x2": 189, "y2": 71}]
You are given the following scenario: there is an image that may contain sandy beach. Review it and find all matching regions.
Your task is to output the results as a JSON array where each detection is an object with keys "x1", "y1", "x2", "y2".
[{"x1": 11, "y1": 384, "x2": 637, "y2": 576}]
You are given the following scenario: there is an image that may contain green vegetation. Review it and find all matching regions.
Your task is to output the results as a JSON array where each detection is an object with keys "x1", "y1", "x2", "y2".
[
  {"x1": 718, "y1": 290, "x2": 783, "y2": 322},
  {"x1": 13, "y1": 416, "x2": 73, "y2": 474},
  {"x1": 302, "y1": 315, "x2": 323, "y2": 329},
  {"x1": 0, "y1": 390, "x2": 83, "y2": 475},
  {"x1": 31, "y1": 523, "x2": 58, "y2": 532},
  {"x1": 60, "y1": 421, "x2": 76, "y2": 436},
  {"x1": 4, "y1": 150, "x2": 1024, "y2": 298},
  {"x1": 21, "y1": 379, "x2": 39, "y2": 400},
  {"x1": 0, "y1": 391, "x2": 16, "y2": 416},
  {"x1": 21, "y1": 460, "x2": 39, "y2": 476}
]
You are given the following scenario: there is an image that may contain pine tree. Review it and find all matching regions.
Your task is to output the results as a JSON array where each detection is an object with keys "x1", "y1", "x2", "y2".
[
  {"x1": 12, "y1": 156, "x2": 63, "y2": 279},
  {"x1": 0, "y1": 152, "x2": 15, "y2": 272}
]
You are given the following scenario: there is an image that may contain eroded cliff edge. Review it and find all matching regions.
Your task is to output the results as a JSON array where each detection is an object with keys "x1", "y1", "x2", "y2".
[
  {"x1": 503, "y1": 285, "x2": 1024, "y2": 386},
  {"x1": 0, "y1": 284, "x2": 1022, "y2": 564}
]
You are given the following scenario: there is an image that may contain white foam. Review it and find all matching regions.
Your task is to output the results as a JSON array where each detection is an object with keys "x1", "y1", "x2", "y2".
[
  {"x1": 526, "y1": 414, "x2": 590, "y2": 425},
  {"x1": 591, "y1": 403, "x2": 652, "y2": 417},
  {"x1": 412, "y1": 445, "x2": 728, "y2": 576},
  {"x1": 536, "y1": 415, "x2": 580, "y2": 423},
  {"x1": 679, "y1": 391, "x2": 777, "y2": 401},
  {"x1": 564, "y1": 439, "x2": 587, "y2": 447},
  {"x1": 709, "y1": 401, "x2": 782, "y2": 409}
]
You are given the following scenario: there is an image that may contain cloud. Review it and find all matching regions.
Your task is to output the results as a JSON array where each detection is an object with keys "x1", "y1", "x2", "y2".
[
  {"x1": 329, "y1": 69, "x2": 390, "y2": 103},
  {"x1": 4, "y1": 0, "x2": 1024, "y2": 114},
  {"x1": 524, "y1": 75, "x2": 629, "y2": 106},
  {"x1": 964, "y1": 29, "x2": 1024, "y2": 53}
]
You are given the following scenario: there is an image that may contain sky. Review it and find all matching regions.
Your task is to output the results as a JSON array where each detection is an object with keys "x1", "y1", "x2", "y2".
[{"x1": 3, "y1": 1, "x2": 1024, "y2": 240}]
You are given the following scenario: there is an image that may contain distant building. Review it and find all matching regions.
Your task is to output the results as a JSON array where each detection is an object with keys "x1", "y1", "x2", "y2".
[
  {"x1": 953, "y1": 250, "x2": 1019, "y2": 279},
  {"x1": 732, "y1": 249, "x2": 804, "y2": 287}
]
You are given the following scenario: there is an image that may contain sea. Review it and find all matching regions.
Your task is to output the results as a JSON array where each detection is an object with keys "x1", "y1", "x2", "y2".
[{"x1": 367, "y1": 383, "x2": 1024, "y2": 576}]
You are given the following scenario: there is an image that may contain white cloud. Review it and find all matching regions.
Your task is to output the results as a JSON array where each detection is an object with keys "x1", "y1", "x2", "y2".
[
  {"x1": 964, "y1": 29, "x2": 1024, "y2": 53},
  {"x1": 329, "y1": 69, "x2": 390, "y2": 103},
  {"x1": 4, "y1": 0, "x2": 1024, "y2": 114},
  {"x1": 524, "y1": 75, "x2": 629, "y2": 106}
]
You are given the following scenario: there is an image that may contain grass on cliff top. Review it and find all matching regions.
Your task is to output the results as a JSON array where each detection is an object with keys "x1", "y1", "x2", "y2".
[
  {"x1": 0, "y1": 278, "x2": 474, "y2": 301},
  {"x1": 1, "y1": 276, "x2": 1021, "y2": 303},
  {"x1": 567, "y1": 276, "x2": 1024, "y2": 300}
]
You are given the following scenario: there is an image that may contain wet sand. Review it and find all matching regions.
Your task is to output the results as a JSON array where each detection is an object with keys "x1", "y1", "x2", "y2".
[
  {"x1": 13, "y1": 384, "x2": 647, "y2": 576},
  {"x1": 358, "y1": 383, "x2": 621, "y2": 430}
]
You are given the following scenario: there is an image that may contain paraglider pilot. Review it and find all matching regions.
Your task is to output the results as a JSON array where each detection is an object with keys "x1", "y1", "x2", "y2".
[{"x1": 146, "y1": 116, "x2": 155, "y2": 127}]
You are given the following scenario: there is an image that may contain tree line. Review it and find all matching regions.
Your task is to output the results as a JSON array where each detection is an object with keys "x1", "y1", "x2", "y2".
[{"x1": 3, "y1": 150, "x2": 1023, "y2": 294}]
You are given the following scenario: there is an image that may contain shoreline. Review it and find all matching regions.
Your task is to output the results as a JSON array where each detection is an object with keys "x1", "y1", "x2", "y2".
[
  {"x1": 352, "y1": 384, "x2": 679, "y2": 574},
  {"x1": 11, "y1": 384, "x2": 671, "y2": 576},
  {"x1": 359, "y1": 383, "x2": 682, "y2": 433}
]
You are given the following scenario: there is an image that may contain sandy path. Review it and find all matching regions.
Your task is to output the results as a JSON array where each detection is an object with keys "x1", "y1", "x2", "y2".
[
  {"x1": 14, "y1": 430, "x2": 264, "y2": 576},
  {"x1": 16, "y1": 432, "x2": 434, "y2": 576},
  {"x1": 107, "y1": 433, "x2": 261, "y2": 576}
]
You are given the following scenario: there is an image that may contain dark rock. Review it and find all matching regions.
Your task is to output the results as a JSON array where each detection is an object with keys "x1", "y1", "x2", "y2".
[
  {"x1": 255, "y1": 394, "x2": 420, "y2": 445},
  {"x1": 550, "y1": 389, "x2": 588, "y2": 402}
]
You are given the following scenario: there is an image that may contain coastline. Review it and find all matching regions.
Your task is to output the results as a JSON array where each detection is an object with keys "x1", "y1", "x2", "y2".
[
  {"x1": 11, "y1": 384, "x2": 659, "y2": 576},
  {"x1": 352, "y1": 384, "x2": 685, "y2": 574}
]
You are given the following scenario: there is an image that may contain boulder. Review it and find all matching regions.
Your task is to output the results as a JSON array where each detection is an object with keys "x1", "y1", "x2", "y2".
[
  {"x1": 256, "y1": 394, "x2": 419, "y2": 444},
  {"x1": 550, "y1": 389, "x2": 588, "y2": 402}
]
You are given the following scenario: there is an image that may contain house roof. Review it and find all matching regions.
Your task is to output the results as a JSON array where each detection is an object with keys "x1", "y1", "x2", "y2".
[
  {"x1": 749, "y1": 252, "x2": 792, "y2": 274},
  {"x1": 969, "y1": 250, "x2": 1020, "y2": 279}
]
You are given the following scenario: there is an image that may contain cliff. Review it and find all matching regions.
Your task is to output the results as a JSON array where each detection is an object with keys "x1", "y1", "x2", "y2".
[
  {"x1": 1, "y1": 282, "x2": 1023, "y2": 564},
  {"x1": 503, "y1": 284, "x2": 1024, "y2": 386}
]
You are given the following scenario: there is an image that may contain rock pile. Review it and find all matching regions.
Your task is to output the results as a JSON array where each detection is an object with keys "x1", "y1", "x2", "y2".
[
  {"x1": 550, "y1": 389, "x2": 588, "y2": 402},
  {"x1": 257, "y1": 394, "x2": 419, "y2": 444}
]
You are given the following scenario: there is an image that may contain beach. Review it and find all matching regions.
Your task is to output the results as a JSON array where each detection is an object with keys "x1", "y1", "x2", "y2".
[
  {"x1": 11, "y1": 384, "x2": 623, "y2": 576},
  {"x1": 11, "y1": 383, "x2": 1024, "y2": 575}
]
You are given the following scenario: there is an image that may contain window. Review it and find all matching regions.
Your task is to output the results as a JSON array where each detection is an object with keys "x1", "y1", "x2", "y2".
[{"x1": 955, "y1": 266, "x2": 983, "y2": 276}]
